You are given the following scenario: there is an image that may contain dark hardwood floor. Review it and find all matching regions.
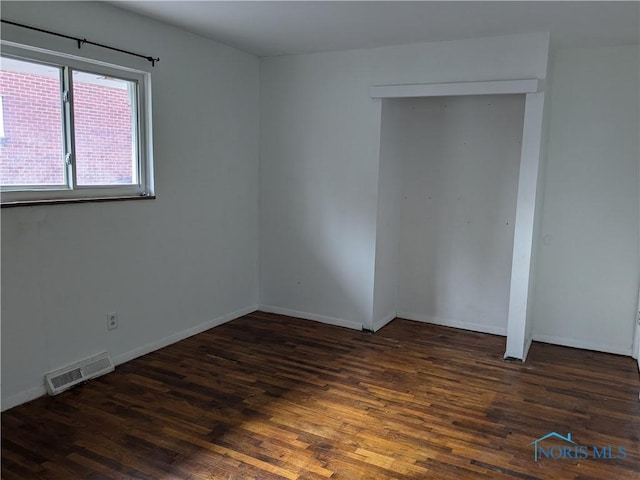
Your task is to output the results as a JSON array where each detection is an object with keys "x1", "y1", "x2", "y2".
[{"x1": 2, "y1": 312, "x2": 639, "y2": 479}]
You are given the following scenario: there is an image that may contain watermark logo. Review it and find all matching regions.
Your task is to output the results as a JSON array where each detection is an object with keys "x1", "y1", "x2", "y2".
[{"x1": 529, "y1": 432, "x2": 627, "y2": 462}]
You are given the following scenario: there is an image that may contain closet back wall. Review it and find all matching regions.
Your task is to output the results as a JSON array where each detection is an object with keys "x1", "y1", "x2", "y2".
[{"x1": 393, "y1": 95, "x2": 525, "y2": 335}]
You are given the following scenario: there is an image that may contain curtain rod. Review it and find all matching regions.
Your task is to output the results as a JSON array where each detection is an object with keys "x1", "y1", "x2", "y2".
[{"x1": 1, "y1": 19, "x2": 160, "y2": 67}]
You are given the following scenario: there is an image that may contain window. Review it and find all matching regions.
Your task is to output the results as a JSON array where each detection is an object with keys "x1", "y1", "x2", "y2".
[
  {"x1": 0, "y1": 96, "x2": 5, "y2": 139},
  {"x1": 0, "y1": 43, "x2": 153, "y2": 205}
]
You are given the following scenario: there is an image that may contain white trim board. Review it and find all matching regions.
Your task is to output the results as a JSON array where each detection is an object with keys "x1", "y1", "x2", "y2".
[
  {"x1": 504, "y1": 91, "x2": 546, "y2": 361},
  {"x1": 1, "y1": 304, "x2": 259, "y2": 412},
  {"x1": 373, "y1": 313, "x2": 396, "y2": 332},
  {"x1": 370, "y1": 79, "x2": 540, "y2": 99},
  {"x1": 397, "y1": 311, "x2": 507, "y2": 337},
  {"x1": 504, "y1": 338, "x2": 532, "y2": 362},
  {"x1": 259, "y1": 305, "x2": 363, "y2": 331},
  {"x1": 532, "y1": 333, "x2": 633, "y2": 357},
  {"x1": 523, "y1": 338, "x2": 533, "y2": 362},
  {"x1": 0, "y1": 385, "x2": 47, "y2": 413},
  {"x1": 111, "y1": 304, "x2": 259, "y2": 366},
  {"x1": 633, "y1": 288, "x2": 640, "y2": 370}
]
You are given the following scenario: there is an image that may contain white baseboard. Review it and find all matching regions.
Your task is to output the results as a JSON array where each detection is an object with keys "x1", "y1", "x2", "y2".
[
  {"x1": 1, "y1": 304, "x2": 259, "y2": 412},
  {"x1": 532, "y1": 333, "x2": 632, "y2": 356},
  {"x1": 112, "y1": 304, "x2": 259, "y2": 366},
  {"x1": 373, "y1": 312, "x2": 396, "y2": 332},
  {"x1": 397, "y1": 311, "x2": 507, "y2": 336},
  {"x1": 523, "y1": 337, "x2": 533, "y2": 362},
  {"x1": 1, "y1": 385, "x2": 47, "y2": 412},
  {"x1": 259, "y1": 305, "x2": 363, "y2": 330}
]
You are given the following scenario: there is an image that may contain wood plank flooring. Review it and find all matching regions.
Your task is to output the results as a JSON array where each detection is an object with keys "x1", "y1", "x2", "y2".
[{"x1": 2, "y1": 311, "x2": 639, "y2": 479}]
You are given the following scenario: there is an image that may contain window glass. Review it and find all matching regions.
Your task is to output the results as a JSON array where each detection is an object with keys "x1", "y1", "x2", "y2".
[
  {"x1": 72, "y1": 70, "x2": 138, "y2": 186},
  {"x1": 0, "y1": 57, "x2": 65, "y2": 186}
]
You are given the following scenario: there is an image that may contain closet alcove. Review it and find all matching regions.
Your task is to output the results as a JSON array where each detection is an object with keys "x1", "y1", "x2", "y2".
[{"x1": 371, "y1": 80, "x2": 546, "y2": 360}]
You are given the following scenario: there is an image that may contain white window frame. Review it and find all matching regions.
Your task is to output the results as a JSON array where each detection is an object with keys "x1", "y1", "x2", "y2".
[
  {"x1": 0, "y1": 96, "x2": 5, "y2": 139},
  {"x1": 0, "y1": 41, "x2": 154, "y2": 205}
]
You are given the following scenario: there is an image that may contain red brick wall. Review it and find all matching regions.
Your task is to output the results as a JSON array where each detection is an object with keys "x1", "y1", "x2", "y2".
[
  {"x1": 0, "y1": 70, "x2": 134, "y2": 186},
  {"x1": 0, "y1": 71, "x2": 64, "y2": 185},
  {"x1": 73, "y1": 79, "x2": 134, "y2": 185}
]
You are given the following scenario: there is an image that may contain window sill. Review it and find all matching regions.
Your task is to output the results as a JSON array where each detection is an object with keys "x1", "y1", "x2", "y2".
[{"x1": 1, "y1": 195, "x2": 156, "y2": 208}]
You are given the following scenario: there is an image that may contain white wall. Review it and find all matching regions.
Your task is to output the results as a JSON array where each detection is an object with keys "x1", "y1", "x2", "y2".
[
  {"x1": 531, "y1": 45, "x2": 640, "y2": 355},
  {"x1": 258, "y1": 54, "x2": 381, "y2": 329},
  {"x1": 1, "y1": 1, "x2": 260, "y2": 409},
  {"x1": 392, "y1": 95, "x2": 525, "y2": 335},
  {"x1": 259, "y1": 33, "x2": 550, "y2": 329}
]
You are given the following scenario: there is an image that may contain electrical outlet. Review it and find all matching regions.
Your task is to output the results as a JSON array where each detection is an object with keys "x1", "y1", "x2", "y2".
[{"x1": 107, "y1": 312, "x2": 118, "y2": 331}]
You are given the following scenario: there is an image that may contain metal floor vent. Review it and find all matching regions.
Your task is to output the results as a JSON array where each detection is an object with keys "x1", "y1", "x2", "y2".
[{"x1": 44, "y1": 352, "x2": 114, "y2": 395}]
